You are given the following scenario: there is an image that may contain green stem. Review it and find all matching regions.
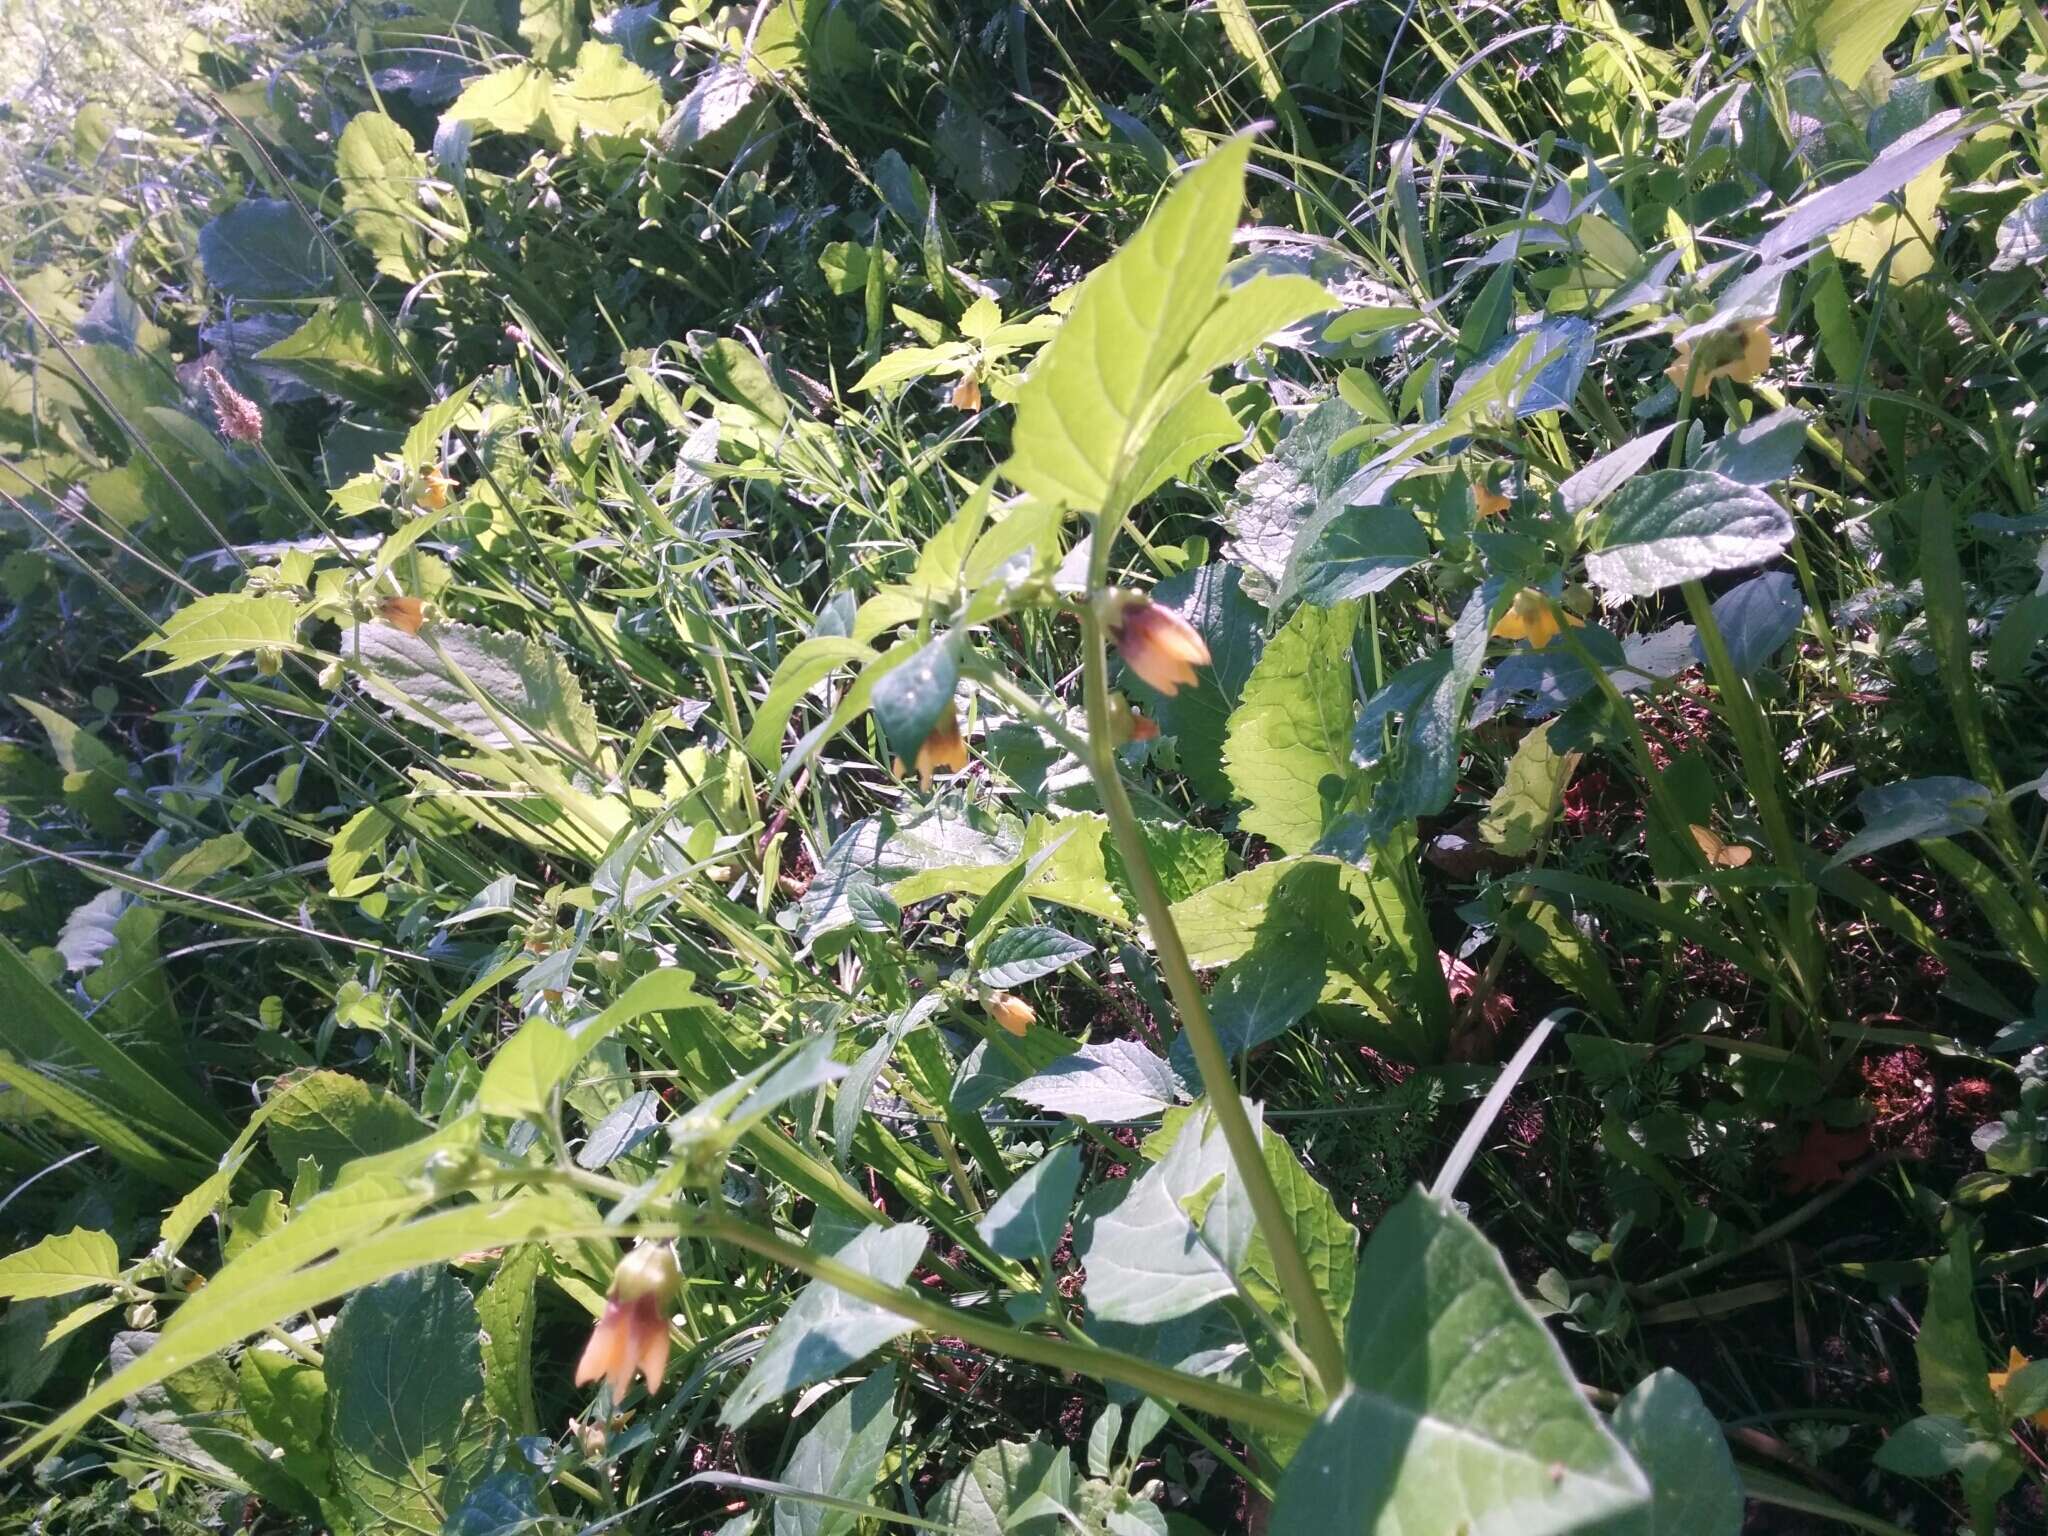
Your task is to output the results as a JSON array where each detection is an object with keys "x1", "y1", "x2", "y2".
[
  {"x1": 697, "y1": 1211, "x2": 1316, "y2": 1439},
  {"x1": 1076, "y1": 589, "x2": 1347, "y2": 1403}
]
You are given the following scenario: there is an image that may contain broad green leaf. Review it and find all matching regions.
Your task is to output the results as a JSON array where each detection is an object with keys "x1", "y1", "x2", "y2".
[
  {"x1": 852, "y1": 343, "x2": 975, "y2": 393},
  {"x1": 891, "y1": 813, "x2": 1126, "y2": 925},
  {"x1": 1992, "y1": 191, "x2": 2048, "y2": 272},
  {"x1": 773, "y1": 1366, "x2": 900, "y2": 1536},
  {"x1": 1917, "y1": 1227, "x2": 2001, "y2": 1430},
  {"x1": 1224, "y1": 599, "x2": 1358, "y2": 854},
  {"x1": 196, "y1": 198, "x2": 334, "y2": 299},
  {"x1": 1829, "y1": 776, "x2": 1995, "y2": 866},
  {"x1": 1280, "y1": 502, "x2": 1428, "y2": 609},
  {"x1": 445, "y1": 65, "x2": 556, "y2": 138},
  {"x1": 478, "y1": 1244, "x2": 543, "y2": 1436},
  {"x1": 933, "y1": 1440, "x2": 1074, "y2": 1536},
  {"x1": 1604, "y1": 1370, "x2": 1743, "y2": 1535},
  {"x1": 1118, "y1": 819, "x2": 1227, "y2": 906},
  {"x1": 1006, "y1": 1040, "x2": 1185, "y2": 1124},
  {"x1": 977, "y1": 926, "x2": 1094, "y2": 988},
  {"x1": 2001, "y1": 1360, "x2": 2048, "y2": 1422},
  {"x1": 1697, "y1": 571, "x2": 1804, "y2": 672},
  {"x1": 1081, "y1": 1105, "x2": 1251, "y2": 1323},
  {"x1": 578, "y1": 1090, "x2": 663, "y2": 1168},
  {"x1": 1270, "y1": 1189, "x2": 1648, "y2": 1533},
  {"x1": 975, "y1": 1143, "x2": 1081, "y2": 1260},
  {"x1": 239, "y1": 1349, "x2": 333, "y2": 1499},
  {"x1": 518, "y1": 0, "x2": 581, "y2": 66},
  {"x1": 1225, "y1": 396, "x2": 1366, "y2": 602},
  {"x1": 256, "y1": 301, "x2": 411, "y2": 408},
  {"x1": 266, "y1": 1070, "x2": 429, "y2": 1182},
  {"x1": 1871, "y1": 1414, "x2": 1988, "y2": 1477},
  {"x1": 1807, "y1": 0, "x2": 1924, "y2": 84},
  {"x1": 698, "y1": 336, "x2": 789, "y2": 425},
  {"x1": 1121, "y1": 563, "x2": 1266, "y2": 803},
  {"x1": 554, "y1": 43, "x2": 664, "y2": 140},
  {"x1": 338, "y1": 113, "x2": 431, "y2": 282},
  {"x1": 1169, "y1": 925, "x2": 1324, "y2": 1075},
  {"x1": 327, "y1": 1266, "x2": 491, "y2": 1532},
  {"x1": 747, "y1": 638, "x2": 875, "y2": 763},
  {"x1": 119, "y1": 1336, "x2": 317, "y2": 1516},
  {"x1": 1585, "y1": 470, "x2": 1793, "y2": 601},
  {"x1": 1755, "y1": 110, "x2": 1972, "y2": 263},
  {"x1": 343, "y1": 621, "x2": 600, "y2": 760},
  {"x1": 328, "y1": 802, "x2": 400, "y2": 898},
  {"x1": 1480, "y1": 721, "x2": 1576, "y2": 858},
  {"x1": 1694, "y1": 410, "x2": 1807, "y2": 486},
  {"x1": 1829, "y1": 164, "x2": 1944, "y2": 284},
  {"x1": 478, "y1": 1019, "x2": 579, "y2": 1120},
  {"x1": 869, "y1": 631, "x2": 959, "y2": 763},
  {"x1": 130, "y1": 591, "x2": 299, "y2": 673},
  {"x1": 722, "y1": 1222, "x2": 928, "y2": 1426},
  {"x1": 0, "y1": 1227, "x2": 118, "y2": 1300},
  {"x1": 1243, "y1": 1129, "x2": 1358, "y2": 1459},
  {"x1": 1004, "y1": 138, "x2": 1324, "y2": 515}
]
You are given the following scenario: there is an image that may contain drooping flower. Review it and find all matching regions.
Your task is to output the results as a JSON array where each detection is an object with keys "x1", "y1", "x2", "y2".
[
  {"x1": 201, "y1": 366, "x2": 264, "y2": 444},
  {"x1": 379, "y1": 595, "x2": 426, "y2": 634},
  {"x1": 1492, "y1": 588, "x2": 1583, "y2": 651},
  {"x1": 896, "y1": 703, "x2": 970, "y2": 790},
  {"x1": 420, "y1": 467, "x2": 455, "y2": 510},
  {"x1": 1111, "y1": 598, "x2": 1210, "y2": 696},
  {"x1": 987, "y1": 992, "x2": 1035, "y2": 1035},
  {"x1": 1988, "y1": 1347, "x2": 2048, "y2": 1430},
  {"x1": 1666, "y1": 319, "x2": 1771, "y2": 397},
  {"x1": 1473, "y1": 478, "x2": 1511, "y2": 519},
  {"x1": 575, "y1": 1242, "x2": 680, "y2": 1400},
  {"x1": 949, "y1": 374, "x2": 983, "y2": 413}
]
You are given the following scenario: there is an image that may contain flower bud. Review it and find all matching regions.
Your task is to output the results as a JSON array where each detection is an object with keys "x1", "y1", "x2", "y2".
[
  {"x1": 896, "y1": 703, "x2": 969, "y2": 791},
  {"x1": 575, "y1": 1242, "x2": 681, "y2": 1400},
  {"x1": 420, "y1": 467, "x2": 454, "y2": 510},
  {"x1": 1109, "y1": 596, "x2": 1210, "y2": 696},
  {"x1": 987, "y1": 992, "x2": 1035, "y2": 1035}
]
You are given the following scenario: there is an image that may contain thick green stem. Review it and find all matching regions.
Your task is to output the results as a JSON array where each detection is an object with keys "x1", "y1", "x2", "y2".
[
  {"x1": 1076, "y1": 595, "x2": 1347, "y2": 1403},
  {"x1": 697, "y1": 1211, "x2": 1316, "y2": 1438}
]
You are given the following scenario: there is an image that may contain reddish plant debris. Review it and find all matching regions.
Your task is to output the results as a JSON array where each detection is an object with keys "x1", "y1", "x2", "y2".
[
  {"x1": 1859, "y1": 1047, "x2": 1936, "y2": 1159},
  {"x1": 1946, "y1": 1076, "x2": 1996, "y2": 1120},
  {"x1": 1504, "y1": 1097, "x2": 1547, "y2": 1162},
  {"x1": 1355, "y1": 1044, "x2": 1414, "y2": 1087},
  {"x1": 1778, "y1": 1120, "x2": 1874, "y2": 1194},
  {"x1": 1560, "y1": 765, "x2": 1638, "y2": 842}
]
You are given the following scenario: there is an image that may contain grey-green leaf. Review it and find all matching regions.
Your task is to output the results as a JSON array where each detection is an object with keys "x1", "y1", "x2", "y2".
[
  {"x1": 722, "y1": 1223, "x2": 927, "y2": 1426},
  {"x1": 1586, "y1": 470, "x2": 1794, "y2": 601},
  {"x1": 197, "y1": 199, "x2": 335, "y2": 299},
  {"x1": 343, "y1": 621, "x2": 600, "y2": 760},
  {"x1": 773, "y1": 1367, "x2": 900, "y2": 1536},
  {"x1": 1829, "y1": 776, "x2": 1996, "y2": 867},
  {"x1": 326, "y1": 1267, "x2": 490, "y2": 1533},
  {"x1": 979, "y1": 926, "x2": 1095, "y2": 988},
  {"x1": 1006, "y1": 1040, "x2": 1185, "y2": 1124},
  {"x1": 1269, "y1": 1188, "x2": 1648, "y2": 1534},
  {"x1": 1081, "y1": 1107, "x2": 1252, "y2": 1323},
  {"x1": 976, "y1": 1143, "x2": 1082, "y2": 1260},
  {"x1": 869, "y1": 632, "x2": 959, "y2": 763},
  {"x1": 1604, "y1": 1370, "x2": 1742, "y2": 1534}
]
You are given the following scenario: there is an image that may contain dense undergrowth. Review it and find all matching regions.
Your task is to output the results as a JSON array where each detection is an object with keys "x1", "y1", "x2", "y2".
[{"x1": 3, "y1": 1, "x2": 2048, "y2": 1532}]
